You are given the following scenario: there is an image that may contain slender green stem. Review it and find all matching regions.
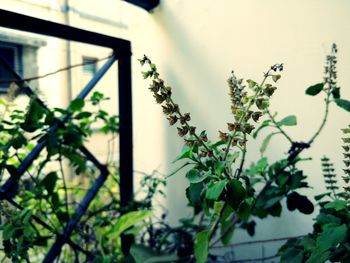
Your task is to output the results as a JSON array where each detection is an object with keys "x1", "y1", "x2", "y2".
[
  {"x1": 308, "y1": 54, "x2": 334, "y2": 145},
  {"x1": 267, "y1": 110, "x2": 293, "y2": 144},
  {"x1": 236, "y1": 133, "x2": 247, "y2": 179},
  {"x1": 209, "y1": 202, "x2": 227, "y2": 239},
  {"x1": 209, "y1": 213, "x2": 239, "y2": 247},
  {"x1": 308, "y1": 89, "x2": 331, "y2": 145}
]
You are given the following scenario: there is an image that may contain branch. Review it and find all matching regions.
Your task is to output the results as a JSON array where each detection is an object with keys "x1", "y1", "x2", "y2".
[{"x1": 267, "y1": 110, "x2": 293, "y2": 144}]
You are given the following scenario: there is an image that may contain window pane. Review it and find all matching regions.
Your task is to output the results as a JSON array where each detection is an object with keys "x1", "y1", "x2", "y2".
[
  {"x1": 82, "y1": 57, "x2": 97, "y2": 75},
  {"x1": 0, "y1": 42, "x2": 22, "y2": 90}
]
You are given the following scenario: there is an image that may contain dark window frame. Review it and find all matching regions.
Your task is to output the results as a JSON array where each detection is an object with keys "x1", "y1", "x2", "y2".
[{"x1": 0, "y1": 41, "x2": 23, "y2": 92}]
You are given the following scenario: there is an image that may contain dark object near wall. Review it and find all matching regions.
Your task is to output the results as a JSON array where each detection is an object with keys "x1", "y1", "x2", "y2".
[{"x1": 124, "y1": 0, "x2": 160, "y2": 11}]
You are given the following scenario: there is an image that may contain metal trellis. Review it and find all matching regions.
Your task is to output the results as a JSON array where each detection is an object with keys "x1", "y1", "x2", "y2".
[{"x1": 0, "y1": 9, "x2": 133, "y2": 262}]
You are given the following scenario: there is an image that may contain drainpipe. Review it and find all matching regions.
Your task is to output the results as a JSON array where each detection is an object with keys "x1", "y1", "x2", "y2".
[
  {"x1": 63, "y1": 0, "x2": 73, "y2": 106},
  {"x1": 63, "y1": 0, "x2": 74, "y2": 181}
]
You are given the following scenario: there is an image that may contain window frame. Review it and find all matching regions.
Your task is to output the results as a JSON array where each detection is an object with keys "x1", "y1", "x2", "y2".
[{"x1": 0, "y1": 41, "x2": 23, "y2": 92}]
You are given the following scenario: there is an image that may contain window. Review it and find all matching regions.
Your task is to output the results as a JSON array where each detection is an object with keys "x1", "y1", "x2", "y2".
[
  {"x1": 0, "y1": 42, "x2": 23, "y2": 92},
  {"x1": 0, "y1": 31, "x2": 45, "y2": 94},
  {"x1": 82, "y1": 57, "x2": 97, "y2": 76}
]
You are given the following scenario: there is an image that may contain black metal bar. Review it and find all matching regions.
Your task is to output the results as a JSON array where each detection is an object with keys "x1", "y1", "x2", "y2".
[
  {"x1": 0, "y1": 9, "x2": 130, "y2": 52},
  {"x1": 43, "y1": 166, "x2": 109, "y2": 263},
  {"x1": 118, "y1": 51, "x2": 134, "y2": 254},
  {"x1": 0, "y1": 10, "x2": 135, "y2": 261},
  {"x1": 76, "y1": 55, "x2": 116, "y2": 99},
  {"x1": 0, "y1": 55, "x2": 117, "y2": 196},
  {"x1": 79, "y1": 146, "x2": 105, "y2": 171}
]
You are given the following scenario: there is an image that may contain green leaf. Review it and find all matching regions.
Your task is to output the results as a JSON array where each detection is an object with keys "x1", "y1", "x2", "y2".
[
  {"x1": 91, "y1": 91, "x2": 105, "y2": 105},
  {"x1": 314, "y1": 192, "x2": 331, "y2": 201},
  {"x1": 130, "y1": 245, "x2": 178, "y2": 263},
  {"x1": 194, "y1": 230, "x2": 210, "y2": 263},
  {"x1": 341, "y1": 128, "x2": 350, "y2": 134},
  {"x1": 316, "y1": 224, "x2": 347, "y2": 251},
  {"x1": 277, "y1": 115, "x2": 297, "y2": 127},
  {"x1": 12, "y1": 133, "x2": 27, "y2": 149},
  {"x1": 173, "y1": 145, "x2": 193, "y2": 162},
  {"x1": 260, "y1": 132, "x2": 279, "y2": 155},
  {"x1": 150, "y1": 64, "x2": 157, "y2": 71},
  {"x1": 226, "y1": 179, "x2": 246, "y2": 210},
  {"x1": 305, "y1": 250, "x2": 330, "y2": 263},
  {"x1": 252, "y1": 120, "x2": 271, "y2": 139},
  {"x1": 51, "y1": 193, "x2": 60, "y2": 210},
  {"x1": 247, "y1": 79, "x2": 257, "y2": 88},
  {"x1": 221, "y1": 204, "x2": 234, "y2": 222},
  {"x1": 69, "y1": 98, "x2": 85, "y2": 112},
  {"x1": 41, "y1": 172, "x2": 58, "y2": 194},
  {"x1": 280, "y1": 247, "x2": 304, "y2": 263},
  {"x1": 0, "y1": 98, "x2": 6, "y2": 106},
  {"x1": 334, "y1": 98, "x2": 350, "y2": 112},
  {"x1": 272, "y1": 74, "x2": 281, "y2": 83},
  {"x1": 186, "y1": 183, "x2": 203, "y2": 205},
  {"x1": 315, "y1": 213, "x2": 341, "y2": 226},
  {"x1": 22, "y1": 209, "x2": 32, "y2": 224},
  {"x1": 238, "y1": 201, "x2": 251, "y2": 221},
  {"x1": 75, "y1": 111, "x2": 92, "y2": 119},
  {"x1": 186, "y1": 169, "x2": 211, "y2": 183},
  {"x1": 111, "y1": 210, "x2": 152, "y2": 237},
  {"x1": 225, "y1": 151, "x2": 240, "y2": 170},
  {"x1": 3, "y1": 224, "x2": 16, "y2": 240},
  {"x1": 243, "y1": 220, "x2": 256, "y2": 236},
  {"x1": 324, "y1": 199, "x2": 347, "y2": 211},
  {"x1": 264, "y1": 195, "x2": 284, "y2": 209},
  {"x1": 300, "y1": 235, "x2": 316, "y2": 251},
  {"x1": 268, "y1": 202, "x2": 282, "y2": 217},
  {"x1": 332, "y1": 87, "x2": 340, "y2": 99},
  {"x1": 305, "y1": 83, "x2": 324, "y2": 96},
  {"x1": 142, "y1": 71, "x2": 150, "y2": 79},
  {"x1": 214, "y1": 161, "x2": 225, "y2": 176},
  {"x1": 220, "y1": 218, "x2": 235, "y2": 246},
  {"x1": 287, "y1": 192, "x2": 314, "y2": 214},
  {"x1": 213, "y1": 201, "x2": 224, "y2": 217},
  {"x1": 245, "y1": 157, "x2": 268, "y2": 176},
  {"x1": 206, "y1": 180, "x2": 227, "y2": 200},
  {"x1": 289, "y1": 170, "x2": 307, "y2": 190}
]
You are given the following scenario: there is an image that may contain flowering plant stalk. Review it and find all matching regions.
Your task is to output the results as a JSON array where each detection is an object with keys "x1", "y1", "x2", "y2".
[{"x1": 137, "y1": 44, "x2": 350, "y2": 263}]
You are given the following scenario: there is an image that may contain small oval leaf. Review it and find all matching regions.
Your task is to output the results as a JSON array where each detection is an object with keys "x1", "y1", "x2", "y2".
[
  {"x1": 194, "y1": 230, "x2": 210, "y2": 263},
  {"x1": 206, "y1": 180, "x2": 227, "y2": 200},
  {"x1": 277, "y1": 115, "x2": 297, "y2": 127},
  {"x1": 305, "y1": 83, "x2": 324, "y2": 96},
  {"x1": 334, "y1": 98, "x2": 350, "y2": 112}
]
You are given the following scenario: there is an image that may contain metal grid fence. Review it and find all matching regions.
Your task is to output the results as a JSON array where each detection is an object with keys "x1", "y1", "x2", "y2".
[{"x1": 0, "y1": 9, "x2": 133, "y2": 262}]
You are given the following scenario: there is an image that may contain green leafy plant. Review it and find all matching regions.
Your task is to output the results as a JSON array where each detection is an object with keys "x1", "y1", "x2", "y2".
[
  {"x1": 278, "y1": 153, "x2": 350, "y2": 263},
  {"x1": 0, "y1": 89, "x2": 152, "y2": 262},
  {"x1": 137, "y1": 43, "x2": 350, "y2": 262}
]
